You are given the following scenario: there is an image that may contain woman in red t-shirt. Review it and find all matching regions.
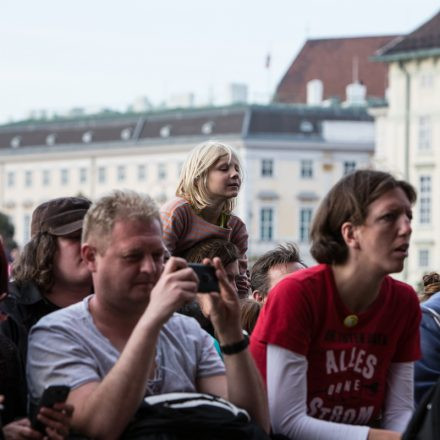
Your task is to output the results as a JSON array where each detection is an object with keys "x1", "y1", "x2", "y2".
[{"x1": 251, "y1": 170, "x2": 421, "y2": 440}]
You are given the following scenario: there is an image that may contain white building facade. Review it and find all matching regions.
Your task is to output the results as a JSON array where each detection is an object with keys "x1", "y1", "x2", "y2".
[
  {"x1": 0, "y1": 105, "x2": 374, "y2": 264},
  {"x1": 372, "y1": 10, "x2": 440, "y2": 287}
]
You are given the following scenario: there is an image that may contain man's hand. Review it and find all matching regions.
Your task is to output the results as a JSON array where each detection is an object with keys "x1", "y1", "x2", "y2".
[
  {"x1": 200, "y1": 257, "x2": 243, "y2": 345},
  {"x1": 2, "y1": 402, "x2": 73, "y2": 440},
  {"x1": 38, "y1": 402, "x2": 74, "y2": 439},
  {"x1": 3, "y1": 418, "x2": 43, "y2": 440},
  {"x1": 145, "y1": 257, "x2": 199, "y2": 326}
]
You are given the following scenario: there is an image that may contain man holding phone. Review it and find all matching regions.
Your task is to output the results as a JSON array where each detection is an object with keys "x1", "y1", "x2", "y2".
[{"x1": 27, "y1": 190, "x2": 269, "y2": 439}]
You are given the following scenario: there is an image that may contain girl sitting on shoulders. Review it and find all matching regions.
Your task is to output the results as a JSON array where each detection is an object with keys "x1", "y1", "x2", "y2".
[{"x1": 160, "y1": 140, "x2": 249, "y2": 298}]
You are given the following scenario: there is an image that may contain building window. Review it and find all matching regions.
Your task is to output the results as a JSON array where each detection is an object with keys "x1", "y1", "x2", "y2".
[
  {"x1": 7, "y1": 171, "x2": 15, "y2": 187},
  {"x1": 98, "y1": 167, "x2": 106, "y2": 184},
  {"x1": 158, "y1": 163, "x2": 166, "y2": 180},
  {"x1": 419, "y1": 73, "x2": 434, "y2": 89},
  {"x1": 419, "y1": 249, "x2": 430, "y2": 268},
  {"x1": 23, "y1": 214, "x2": 31, "y2": 244},
  {"x1": 261, "y1": 159, "x2": 273, "y2": 177},
  {"x1": 299, "y1": 207, "x2": 313, "y2": 242},
  {"x1": 138, "y1": 164, "x2": 147, "y2": 181},
  {"x1": 60, "y1": 169, "x2": 69, "y2": 185},
  {"x1": 419, "y1": 175, "x2": 431, "y2": 224},
  {"x1": 42, "y1": 170, "x2": 50, "y2": 186},
  {"x1": 79, "y1": 168, "x2": 87, "y2": 184},
  {"x1": 300, "y1": 159, "x2": 313, "y2": 179},
  {"x1": 418, "y1": 116, "x2": 431, "y2": 150},
  {"x1": 24, "y1": 170, "x2": 32, "y2": 187},
  {"x1": 343, "y1": 161, "x2": 356, "y2": 175},
  {"x1": 260, "y1": 208, "x2": 273, "y2": 241},
  {"x1": 117, "y1": 165, "x2": 126, "y2": 182}
]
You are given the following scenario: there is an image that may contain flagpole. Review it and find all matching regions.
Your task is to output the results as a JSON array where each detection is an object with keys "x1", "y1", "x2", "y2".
[{"x1": 265, "y1": 53, "x2": 271, "y2": 103}]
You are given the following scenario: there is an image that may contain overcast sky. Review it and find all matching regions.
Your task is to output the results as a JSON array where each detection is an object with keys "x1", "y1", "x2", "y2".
[{"x1": 1, "y1": 0, "x2": 439, "y2": 123}]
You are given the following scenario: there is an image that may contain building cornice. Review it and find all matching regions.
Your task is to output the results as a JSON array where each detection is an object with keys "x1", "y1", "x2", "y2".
[{"x1": 372, "y1": 48, "x2": 440, "y2": 62}]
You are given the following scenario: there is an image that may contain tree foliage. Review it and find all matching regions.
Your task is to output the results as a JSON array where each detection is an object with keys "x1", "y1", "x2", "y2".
[{"x1": 0, "y1": 211, "x2": 17, "y2": 251}]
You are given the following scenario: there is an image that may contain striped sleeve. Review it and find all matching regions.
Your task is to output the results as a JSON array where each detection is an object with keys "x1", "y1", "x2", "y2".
[
  {"x1": 229, "y1": 216, "x2": 250, "y2": 298},
  {"x1": 160, "y1": 201, "x2": 189, "y2": 255}
]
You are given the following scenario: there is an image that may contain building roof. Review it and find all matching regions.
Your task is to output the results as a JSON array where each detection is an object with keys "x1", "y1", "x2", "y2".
[
  {"x1": 0, "y1": 104, "x2": 372, "y2": 152},
  {"x1": 274, "y1": 35, "x2": 398, "y2": 104},
  {"x1": 375, "y1": 10, "x2": 440, "y2": 61}
]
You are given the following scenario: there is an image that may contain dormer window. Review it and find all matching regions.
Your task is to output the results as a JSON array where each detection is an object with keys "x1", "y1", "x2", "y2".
[
  {"x1": 10, "y1": 136, "x2": 21, "y2": 148},
  {"x1": 300, "y1": 120, "x2": 313, "y2": 133},
  {"x1": 201, "y1": 121, "x2": 215, "y2": 135},
  {"x1": 120, "y1": 128, "x2": 132, "y2": 140},
  {"x1": 160, "y1": 125, "x2": 171, "y2": 138},
  {"x1": 82, "y1": 131, "x2": 93, "y2": 143},
  {"x1": 46, "y1": 133, "x2": 56, "y2": 146}
]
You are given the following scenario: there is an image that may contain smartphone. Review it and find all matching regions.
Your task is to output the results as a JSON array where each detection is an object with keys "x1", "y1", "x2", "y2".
[
  {"x1": 188, "y1": 263, "x2": 219, "y2": 293},
  {"x1": 31, "y1": 385, "x2": 70, "y2": 433}
]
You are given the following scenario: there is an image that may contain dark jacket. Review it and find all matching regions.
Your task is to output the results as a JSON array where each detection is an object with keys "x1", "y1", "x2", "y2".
[
  {"x1": 0, "y1": 281, "x2": 59, "y2": 372},
  {"x1": 0, "y1": 281, "x2": 60, "y2": 421},
  {"x1": 415, "y1": 291, "x2": 440, "y2": 404}
]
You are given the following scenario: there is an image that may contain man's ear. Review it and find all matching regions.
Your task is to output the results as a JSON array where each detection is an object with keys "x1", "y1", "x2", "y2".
[
  {"x1": 340, "y1": 222, "x2": 360, "y2": 250},
  {"x1": 252, "y1": 290, "x2": 264, "y2": 304},
  {"x1": 81, "y1": 243, "x2": 98, "y2": 272}
]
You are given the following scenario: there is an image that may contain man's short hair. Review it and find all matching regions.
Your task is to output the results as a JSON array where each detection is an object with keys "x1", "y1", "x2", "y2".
[
  {"x1": 82, "y1": 190, "x2": 160, "y2": 253},
  {"x1": 182, "y1": 238, "x2": 239, "y2": 267},
  {"x1": 250, "y1": 242, "x2": 304, "y2": 298},
  {"x1": 310, "y1": 169, "x2": 416, "y2": 265}
]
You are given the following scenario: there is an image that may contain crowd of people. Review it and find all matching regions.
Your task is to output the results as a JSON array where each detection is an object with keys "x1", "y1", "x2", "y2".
[{"x1": 0, "y1": 139, "x2": 438, "y2": 439}]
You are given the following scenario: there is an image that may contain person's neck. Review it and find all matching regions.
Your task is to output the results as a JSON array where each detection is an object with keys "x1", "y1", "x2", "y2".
[
  {"x1": 199, "y1": 202, "x2": 224, "y2": 225},
  {"x1": 89, "y1": 295, "x2": 144, "y2": 345},
  {"x1": 331, "y1": 262, "x2": 384, "y2": 314},
  {"x1": 46, "y1": 281, "x2": 92, "y2": 308}
]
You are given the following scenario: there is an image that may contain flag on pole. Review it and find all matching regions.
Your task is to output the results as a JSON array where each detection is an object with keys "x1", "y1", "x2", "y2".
[{"x1": 265, "y1": 53, "x2": 271, "y2": 69}]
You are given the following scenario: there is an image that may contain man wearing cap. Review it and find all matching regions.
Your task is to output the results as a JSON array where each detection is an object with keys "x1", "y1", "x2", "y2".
[{"x1": 0, "y1": 196, "x2": 93, "y2": 365}]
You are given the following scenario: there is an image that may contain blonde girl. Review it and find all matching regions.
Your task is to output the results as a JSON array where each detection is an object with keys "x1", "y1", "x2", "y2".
[{"x1": 160, "y1": 140, "x2": 249, "y2": 297}]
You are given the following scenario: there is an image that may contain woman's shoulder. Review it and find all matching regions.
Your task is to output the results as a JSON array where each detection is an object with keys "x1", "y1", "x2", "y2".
[
  {"x1": 382, "y1": 276, "x2": 421, "y2": 313},
  {"x1": 383, "y1": 276, "x2": 418, "y2": 298}
]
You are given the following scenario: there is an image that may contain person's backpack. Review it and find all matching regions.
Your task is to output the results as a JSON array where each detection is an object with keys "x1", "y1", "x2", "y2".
[
  {"x1": 121, "y1": 392, "x2": 271, "y2": 440},
  {"x1": 402, "y1": 377, "x2": 440, "y2": 440}
]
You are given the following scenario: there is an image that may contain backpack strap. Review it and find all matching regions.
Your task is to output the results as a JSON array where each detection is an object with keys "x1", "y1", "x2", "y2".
[{"x1": 422, "y1": 306, "x2": 440, "y2": 329}]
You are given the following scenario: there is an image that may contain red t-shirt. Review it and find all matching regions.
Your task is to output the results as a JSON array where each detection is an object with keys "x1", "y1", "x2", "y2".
[{"x1": 250, "y1": 264, "x2": 421, "y2": 425}]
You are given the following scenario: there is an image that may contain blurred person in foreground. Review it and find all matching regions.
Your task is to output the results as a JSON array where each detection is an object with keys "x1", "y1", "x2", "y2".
[
  {"x1": 251, "y1": 170, "x2": 421, "y2": 440},
  {"x1": 27, "y1": 190, "x2": 269, "y2": 439},
  {"x1": 0, "y1": 240, "x2": 72, "y2": 439}
]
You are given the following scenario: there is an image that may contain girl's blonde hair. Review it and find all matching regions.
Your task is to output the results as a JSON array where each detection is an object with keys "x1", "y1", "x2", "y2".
[{"x1": 176, "y1": 140, "x2": 242, "y2": 213}]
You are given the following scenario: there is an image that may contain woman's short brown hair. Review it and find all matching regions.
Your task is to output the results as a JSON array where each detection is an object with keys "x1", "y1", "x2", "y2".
[
  {"x1": 240, "y1": 298, "x2": 261, "y2": 335},
  {"x1": 310, "y1": 169, "x2": 416, "y2": 265}
]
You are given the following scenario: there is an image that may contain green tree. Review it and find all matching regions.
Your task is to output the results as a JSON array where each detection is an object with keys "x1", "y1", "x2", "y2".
[{"x1": 0, "y1": 211, "x2": 17, "y2": 251}]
